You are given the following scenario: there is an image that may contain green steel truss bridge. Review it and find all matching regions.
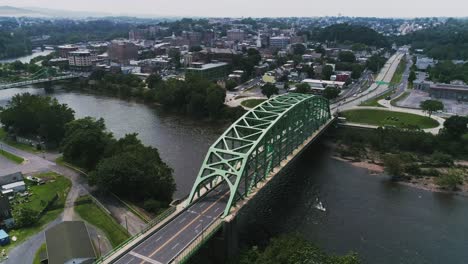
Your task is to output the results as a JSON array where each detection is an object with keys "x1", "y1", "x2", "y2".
[
  {"x1": 0, "y1": 68, "x2": 79, "y2": 90},
  {"x1": 188, "y1": 93, "x2": 331, "y2": 217},
  {"x1": 100, "y1": 93, "x2": 334, "y2": 264}
]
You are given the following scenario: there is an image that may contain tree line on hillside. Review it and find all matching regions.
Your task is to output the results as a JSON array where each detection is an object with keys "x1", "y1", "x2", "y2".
[
  {"x1": 395, "y1": 19, "x2": 468, "y2": 60},
  {"x1": 313, "y1": 24, "x2": 390, "y2": 48}
]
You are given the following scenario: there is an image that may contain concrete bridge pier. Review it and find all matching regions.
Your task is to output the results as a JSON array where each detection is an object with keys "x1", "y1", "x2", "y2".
[{"x1": 222, "y1": 216, "x2": 240, "y2": 261}]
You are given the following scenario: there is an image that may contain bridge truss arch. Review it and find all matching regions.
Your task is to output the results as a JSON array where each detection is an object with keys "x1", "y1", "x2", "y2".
[{"x1": 187, "y1": 93, "x2": 332, "y2": 217}]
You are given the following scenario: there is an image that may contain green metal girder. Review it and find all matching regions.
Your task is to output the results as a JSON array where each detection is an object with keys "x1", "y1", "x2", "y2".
[{"x1": 187, "y1": 93, "x2": 332, "y2": 217}]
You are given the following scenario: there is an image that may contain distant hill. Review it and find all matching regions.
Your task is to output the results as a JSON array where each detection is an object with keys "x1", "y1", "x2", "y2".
[
  {"x1": 0, "y1": 5, "x2": 111, "y2": 18},
  {"x1": 0, "y1": 6, "x2": 44, "y2": 17}
]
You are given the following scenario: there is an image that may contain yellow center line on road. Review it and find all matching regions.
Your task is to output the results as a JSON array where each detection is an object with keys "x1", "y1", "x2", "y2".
[{"x1": 139, "y1": 191, "x2": 229, "y2": 264}]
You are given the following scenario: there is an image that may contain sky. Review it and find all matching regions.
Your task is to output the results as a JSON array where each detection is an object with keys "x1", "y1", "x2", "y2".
[{"x1": 2, "y1": 0, "x2": 468, "y2": 18}]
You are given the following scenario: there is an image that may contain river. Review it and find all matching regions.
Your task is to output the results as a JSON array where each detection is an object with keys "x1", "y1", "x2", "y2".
[
  {"x1": 1, "y1": 87, "x2": 467, "y2": 264},
  {"x1": 0, "y1": 49, "x2": 54, "y2": 64}
]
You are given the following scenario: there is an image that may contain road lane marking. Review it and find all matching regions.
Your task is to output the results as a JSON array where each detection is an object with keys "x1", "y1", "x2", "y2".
[
  {"x1": 129, "y1": 251, "x2": 163, "y2": 264},
  {"x1": 214, "y1": 207, "x2": 220, "y2": 212},
  {"x1": 155, "y1": 236, "x2": 163, "y2": 242},
  {"x1": 171, "y1": 243, "x2": 180, "y2": 250},
  {"x1": 179, "y1": 217, "x2": 187, "y2": 224},
  {"x1": 139, "y1": 191, "x2": 229, "y2": 264},
  {"x1": 195, "y1": 224, "x2": 201, "y2": 230}
]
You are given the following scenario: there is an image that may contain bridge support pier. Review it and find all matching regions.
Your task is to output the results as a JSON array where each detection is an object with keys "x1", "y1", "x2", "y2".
[{"x1": 223, "y1": 216, "x2": 239, "y2": 261}]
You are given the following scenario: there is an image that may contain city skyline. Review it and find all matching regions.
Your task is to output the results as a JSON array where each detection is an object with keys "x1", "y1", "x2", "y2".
[{"x1": 2, "y1": 0, "x2": 468, "y2": 18}]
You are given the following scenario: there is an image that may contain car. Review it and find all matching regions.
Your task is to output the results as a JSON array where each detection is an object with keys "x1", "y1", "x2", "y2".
[{"x1": 385, "y1": 96, "x2": 391, "y2": 100}]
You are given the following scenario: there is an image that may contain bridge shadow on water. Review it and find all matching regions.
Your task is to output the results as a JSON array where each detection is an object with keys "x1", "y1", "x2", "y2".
[{"x1": 188, "y1": 138, "x2": 331, "y2": 263}]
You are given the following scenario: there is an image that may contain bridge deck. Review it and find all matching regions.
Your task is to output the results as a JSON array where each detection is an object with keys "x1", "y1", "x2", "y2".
[{"x1": 113, "y1": 185, "x2": 229, "y2": 264}]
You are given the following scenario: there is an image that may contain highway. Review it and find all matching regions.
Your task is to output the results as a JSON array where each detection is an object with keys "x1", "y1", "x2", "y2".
[{"x1": 113, "y1": 185, "x2": 229, "y2": 264}]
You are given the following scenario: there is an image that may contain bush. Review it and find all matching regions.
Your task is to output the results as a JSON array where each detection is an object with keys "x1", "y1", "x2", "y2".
[
  {"x1": 13, "y1": 207, "x2": 39, "y2": 228},
  {"x1": 436, "y1": 169, "x2": 464, "y2": 190},
  {"x1": 143, "y1": 199, "x2": 164, "y2": 213},
  {"x1": 383, "y1": 154, "x2": 404, "y2": 179},
  {"x1": 430, "y1": 151, "x2": 453, "y2": 167},
  {"x1": 404, "y1": 163, "x2": 422, "y2": 176}
]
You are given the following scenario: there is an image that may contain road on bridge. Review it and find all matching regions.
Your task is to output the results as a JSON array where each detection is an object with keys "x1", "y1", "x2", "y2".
[{"x1": 114, "y1": 185, "x2": 229, "y2": 264}]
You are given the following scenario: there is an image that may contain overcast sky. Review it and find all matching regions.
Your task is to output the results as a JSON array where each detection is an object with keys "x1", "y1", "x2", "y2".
[{"x1": 2, "y1": 0, "x2": 467, "y2": 18}]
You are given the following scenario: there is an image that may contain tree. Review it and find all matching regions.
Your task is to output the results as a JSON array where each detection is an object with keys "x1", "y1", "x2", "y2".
[
  {"x1": 89, "y1": 134, "x2": 175, "y2": 203},
  {"x1": 146, "y1": 74, "x2": 163, "y2": 89},
  {"x1": 13, "y1": 207, "x2": 39, "y2": 228},
  {"x1": 443, "y1": 115, "x2": 468, "y2": 138},
  {"x1": 261, "y1": 83, "x2": 279, "y2": 99},
  {"x1": 225, "y1": 79, "x2": 238, "y2": 91},
  {"x1": 430, "y1": 151, "x2": 453, "y2": 167},
  {"x1": 291, "y1": 43, "x2": 306, "y2": 55},
  {"x1": 408, "y1": 70, "x2": 416, "y2": 86},
  {"x1": 338, "y1": 51, "x2": 356, "y2": 63},
  {"x1": 420, "y1": 100, "x2": 444, "y2": 117},
  {"x1": 322, "y1": 65, "x2": 334, "y2": 80},
  {"x1": 295, "y1": 83, "x2": 311, "y2": 94},
  {"x1": 383, "y1": 154, "x2": 404, "y2": 179},
  {"x1": 0, "y1": 93, "x2": 75, "y2": 144},
  {"x1": 436, "y1": 169, "x2": 464, "y2": 191},
  {"x1": 351, "y1": 64, "x2": 364, "y2": 79},
  {"x1": 61, "y1": 117, "x2": 113, "y2": 170},
  {"x1": 323, "y1": 87, "x2": 340, "y2": 100}
]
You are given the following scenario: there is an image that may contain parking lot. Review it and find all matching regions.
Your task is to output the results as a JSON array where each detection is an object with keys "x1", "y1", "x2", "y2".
[{"x1": 397, "y1": 89, "x2": 468, "y2": 115}]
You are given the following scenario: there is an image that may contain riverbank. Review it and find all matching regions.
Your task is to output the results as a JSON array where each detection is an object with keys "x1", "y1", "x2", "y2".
[{"x1": 331, "y1": 146, "x2": 468, "y2": 197}]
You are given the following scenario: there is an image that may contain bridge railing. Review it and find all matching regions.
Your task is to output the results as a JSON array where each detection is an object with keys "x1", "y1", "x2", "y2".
[
  {"x1": 171, "y1": 217, "x2": 224, "y2": 264},
  {"x1": 94, "y1": 206, "x2": 177, "y2": 264}
]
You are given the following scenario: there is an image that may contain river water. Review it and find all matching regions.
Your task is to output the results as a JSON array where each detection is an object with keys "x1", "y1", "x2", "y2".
[
  {"x1": 0, "y1": 50, "x2": 54, "y2": 64},
  {"x1": 1, "y1": 87, "x2": 467, "y2": 264}
]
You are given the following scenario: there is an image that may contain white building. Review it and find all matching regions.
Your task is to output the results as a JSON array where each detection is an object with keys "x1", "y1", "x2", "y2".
[{"x1": 68, "y1": 50, "x2": 96, "y2": 71}]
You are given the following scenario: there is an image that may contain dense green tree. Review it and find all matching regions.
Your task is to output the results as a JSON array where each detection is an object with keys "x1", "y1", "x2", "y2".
[
  {"x1": 13, "y1": 207, "x2": 39, "y2": 228},
  {"x1": 323, "y1": 87, "x2": 340, "y2": 100},
  {"x1": 443, "y1": 116, "x2": 468, "y2": 138},
  {"x1": 322, "y1": 65, "x2": 334, "y2": 80},
  {"x1": 291, "y1": 43, "x2": 306, "y2": 55},
  {"x1": 300, "y1": 64, "x2": 315, "y2": 78},
  {"x1": 338, "y1": 51, "x2": 356, "y2": 63},
  {"x1": 61, "y1": 117, "x2": 113, "y2": 170},
  {"x1": 225, "y1": 79, "x2": 238, "y2": 91},
  {"x1": 351, "y1": 64, "x2": 365, "y2": 79},
  {"x1": 0, "y1": 93, "x2": 74, "y2": 144},
  {"x1": 295, "y1": 83, "x2": 311, "y2": 94},
  {"x1": 420, "y1": 100, "x2": 444, "y2": 117},
  {"x1": 146, "y1": 74, "x2": 163, "y2": 89},
  {"x1": 89, "y1": 134, "x2": 175, "y2": 202},
  {"x1": 366, "y1": 55, "x2": 387, "y2": 73},
  {"x1": 261, "y1": 83, "x2": 279, "y2": 99}
]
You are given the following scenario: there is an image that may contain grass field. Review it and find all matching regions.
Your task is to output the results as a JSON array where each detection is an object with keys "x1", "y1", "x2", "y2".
[
  {"x1": 390, "y1": 57, "x2": 407, "y2": 86},
  {"x1": 341, "y1": 109, "x2": 439, "y2": 129},
  {"x1": 1, "y1": 172, "x2": 71, "y2": 252},
  {"x1": 0, "y1": 149, "x2": 24, "y2": 164},
  {"x1": 240, "y1": 98, "x2": 266, "y2": 108},
  {"x1": 359, "y1": 90, "x2": 394, "y2": 107},
  {"x1": 74, "y1": 196, "x2": 130, "y2": 247}
]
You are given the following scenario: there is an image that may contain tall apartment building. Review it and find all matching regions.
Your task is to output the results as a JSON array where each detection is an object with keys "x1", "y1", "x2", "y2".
[
  {"x1": 108, "y1": 40, "x2": 139, "y2": 64},
  {"x1": 57, "y1": 45, "x2": 78, "y2": 58},
  {"x1": 227, "y1": 29, "x2": 245, "y2": 42},
  {"x1": 270, "y1": 36, "x2": 291, "y2": 49},
  {"x1": 68, "y1": 50, "x2": 96, "y2": 71}
]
